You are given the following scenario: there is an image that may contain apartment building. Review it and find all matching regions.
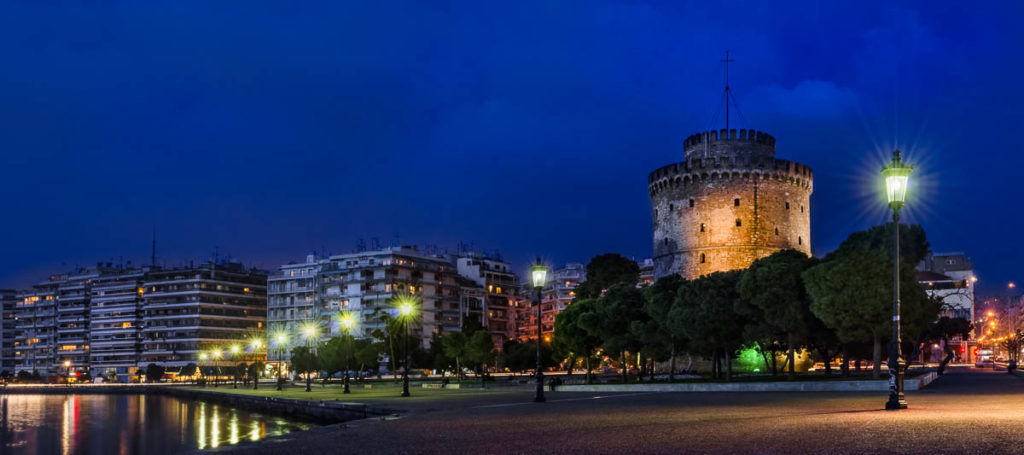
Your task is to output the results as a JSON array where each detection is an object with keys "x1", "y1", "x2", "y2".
[
  {"x1": 455, "y1": 253, "x2": 520, "y2": 348},
  {"x1": 0, "y1": 290, "x2": 16, "y2": 374},
  {"x1": 516, "y1": 262, "x2": 586, "y2": 341},
  {"x1": 12, "y1": 261, "x2": 266, "y2": 381}
]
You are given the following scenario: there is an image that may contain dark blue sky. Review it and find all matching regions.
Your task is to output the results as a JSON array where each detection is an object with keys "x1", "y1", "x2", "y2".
[{"x1": 1, "y1": 2, "x2": 1021, "y2": 296}]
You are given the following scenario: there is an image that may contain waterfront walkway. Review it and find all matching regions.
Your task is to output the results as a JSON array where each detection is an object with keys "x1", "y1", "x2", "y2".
[{"x1": 213, "y1": 367, "x2": 1024, "y2": 454}]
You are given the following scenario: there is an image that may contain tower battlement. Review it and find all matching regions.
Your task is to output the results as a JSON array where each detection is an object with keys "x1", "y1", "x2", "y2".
[{"x1": 683, "y1": 129, "x2": 775, "y2": 160}]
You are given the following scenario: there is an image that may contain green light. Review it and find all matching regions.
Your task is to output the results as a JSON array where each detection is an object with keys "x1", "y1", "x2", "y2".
[
  {"x1": 882, "y1": 150, "x2": 913, "y2": 209},
  {"x1": 530, "y1": 258, "x2": 548, "y2": 289}
]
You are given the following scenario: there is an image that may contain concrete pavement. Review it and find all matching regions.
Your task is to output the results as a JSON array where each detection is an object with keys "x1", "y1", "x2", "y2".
[{"x1": 216, "y1": 367, "x2": 1024, "y2": 455}]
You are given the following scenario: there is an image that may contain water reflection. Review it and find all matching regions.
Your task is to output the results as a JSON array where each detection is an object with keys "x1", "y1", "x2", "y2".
[{"x1": 0, "y1": 394, "x2": 313, "y2": 455}]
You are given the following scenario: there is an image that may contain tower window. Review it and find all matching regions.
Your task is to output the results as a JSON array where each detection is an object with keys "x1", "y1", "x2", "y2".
[
  {"x1": 700, "y1": 223, "x2": 705, "y2": 233},
  {"x1": 664, "y1": 238, "x2": 668, "y2": 246},
  {"x1": 800, "y1": 205, "x2": 804, "y2": 213},
  {"x1": 785, "y1": 202, "x2": 790, "y2": 210},
  {"x1": 798, "y1": 236, "x2": 803, "y2": 245},
  {"x1": 734, "y1": 198, "x2": 740, "y2": 206},
  {"x1": 669, "y1": 204, "x2": 674, "y2": 211},
  {"x1": 654, "y1": 209, "x2": 658, "y2": 218},
  {"x1": 774, "y1": 227, "x2": 779, "y2": 236},
  {"x1": 700, "y1": 253, "x2": 706, "y2": 263},
  {"x1": 689, "y1": 199, "x2": 694, "y2": 208},
  {"x1": 735, "y1": 219, "x2": 742, "y2": 227}
]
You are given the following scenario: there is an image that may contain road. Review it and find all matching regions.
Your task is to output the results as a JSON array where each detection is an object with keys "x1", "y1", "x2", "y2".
[{"x1": 217, "y1": 368, "x2": 1024, "y2": 454}]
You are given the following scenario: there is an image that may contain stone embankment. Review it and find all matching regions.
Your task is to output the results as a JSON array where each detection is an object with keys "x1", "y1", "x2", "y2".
[{"x1": 557, "y1": 372, "x2": 939, "y2": 393}]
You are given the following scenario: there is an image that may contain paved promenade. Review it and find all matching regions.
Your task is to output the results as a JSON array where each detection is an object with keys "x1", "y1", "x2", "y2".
[{"x1": 215, "y1": 368, "x2": 1024, "y2": 455}]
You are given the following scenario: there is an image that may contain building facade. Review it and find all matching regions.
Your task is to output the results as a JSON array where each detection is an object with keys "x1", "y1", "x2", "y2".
[
  {"x1": 516, "y1": 262, "x2": 585, "y2": 341},
  {"x1": 12, "y1": 262, "x2": 266, "y2": 381},
  {"x1": 455, "y1": 254, "x2": 520, "y2": 348},
  {"x1": 648, "y1": 129, "x2": 813, "y2": 279},
  {"x1": 0, "y1": 290, "x2": 16, "y2": 375}
]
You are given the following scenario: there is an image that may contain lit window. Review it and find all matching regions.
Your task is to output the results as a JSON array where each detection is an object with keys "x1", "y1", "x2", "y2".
[
  {"x1": 137, "y1": 287, "x2": 145, "y2": 295},
  {"x1": 243, "y1": 287, "x2": 250, "y2": 293},
  {"x1": 496, "y1": 287, "x2": 502, "y2": 294},
  {"x1": 122, "y1": 322, "x2": 132, "y2": 328}
]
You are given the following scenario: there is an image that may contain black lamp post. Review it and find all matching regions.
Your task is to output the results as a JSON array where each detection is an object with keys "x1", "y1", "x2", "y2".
[
  {"x1": 274, "y1": 331, "x2": 288, "y2": 391},
  {"x1": 340, "y1": 313, "x2": 355, "y2": 394},
  {"x1": 250, "y1": 338, "x2": 262, "y2": 390},
  {"x1": 531, "y1": 259, "x2": 549, "y2": 403},
  {"x1": 882, "y1": 150, "x2": 912, "y2": 410},
  {"x1": 398, "y1": 299, "x2": 415, "y2": 397}
]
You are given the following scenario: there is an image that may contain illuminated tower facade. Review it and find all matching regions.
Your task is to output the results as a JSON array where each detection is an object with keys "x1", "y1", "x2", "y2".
[{"x1": 648, "y1": 128, "x2": 812, "y2": 279}]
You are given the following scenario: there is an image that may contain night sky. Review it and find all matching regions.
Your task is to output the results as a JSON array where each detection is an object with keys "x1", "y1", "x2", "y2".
[{"x1": 2, "y1": 2, "x2": 1021, "y2": 296}]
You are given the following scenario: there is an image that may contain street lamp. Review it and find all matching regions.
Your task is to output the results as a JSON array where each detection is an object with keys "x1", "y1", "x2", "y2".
[
  {"x1": 211, "y1": 349, "x2": 223, "y2": 387},
  {"x1": 250, "y1": 338, "x2": 263, "y2": 390},
  {"x1": 882, "y1": 149, "x2": 912, "y2": 411},
  {"x1": 531, "y1": 258, "x2": 549, "y2": 403},
  {"x1": 397, "y1": 298, "x2": 416, "y2": 397},
  {"x1": 274, "y1": 331, "x2": 289, "y2": 391},
  {"x1": 230, "y1": 344, "x2": 241, "y2": 388},
  {"x1": 63, "y1": 360, "x2": 71, "y2": 386},
  {"x1": 339, "y1": 313, "x2": 356, "y2": 394},
  {"x1": 300, "y1": 321, "x2": 320, "y2": 392}
]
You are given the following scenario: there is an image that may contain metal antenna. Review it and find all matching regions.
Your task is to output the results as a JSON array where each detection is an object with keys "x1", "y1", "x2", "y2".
[{"x1": 721, "y1": 50, "x2": 735, "y2": 130}]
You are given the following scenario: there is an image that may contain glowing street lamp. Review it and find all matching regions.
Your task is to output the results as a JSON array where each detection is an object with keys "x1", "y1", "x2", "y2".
[
  {"x1": 273, "y1": 330, "x2": 290, "y2": 391},
  {"x1": 396, "y1": 297, "x2": 417, "y2": 397},
  {"x1": 229, "y1": 344, "x2": 242, "y2": 388},
  {"x1": 530, "y1": 258, "x2": 549, "y2": 403},
  {"x1": 63, "y1": 360, "x2": 71, "y2": 385},
  {"x1": 339, "y1": 312, "x2": 356, "y2": 394},
  {"x1": 249, "y1": 337, "x2": 264, "y2": 390},
  {"x1": 882, "y1": 150, "x2": 912, "y2": 411}
]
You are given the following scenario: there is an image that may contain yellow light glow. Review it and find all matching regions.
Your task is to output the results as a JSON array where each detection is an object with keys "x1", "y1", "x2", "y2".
[
  {"x1": 212, "y1": 349, "x2": 222, "y2": 359},
  {"x1": 230, "y1": 345, "x2": 241, "y2": 355},
  {"x1": 340, "y1": 313, "x2": 355, "y2": 330},
  {"x1": 63, "y1": 360, "x2": 71, "y2": 367}
]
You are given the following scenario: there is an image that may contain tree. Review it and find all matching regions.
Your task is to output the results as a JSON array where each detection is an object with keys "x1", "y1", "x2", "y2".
[
  {"x1": 579, "y1": 283, "x2": 647, "y2": 383},
  {"x1": 553, "y1": 298, "x2": 603, "y2": 383},
  {"x1": 804, "y1": 223, "x2": 936, "y2": 379},
  {"x1": 180, "y1": 363, "x2": 198, "y2": 384},
  {"x1": 290, "y1": 346, "x2": 319, "y2": 392},
  {"x1": 574, "y1": 254, "x2": 640, "y2": 299},
  {"x1": 233, "y1": 362, "x2": 247, "y2": 388},
  {"x1": 145, "y1": 363, "x2": 165, "y2": 383},
  {"x1": 641, "y1": 275, "x2": 687, "y2": 380},
  {"x1": 355, "y1": 339, "x2": 382, "y2": 377},
  {"x1": 318, "y1": 336, "x2": 354, "y2": 389},
  {"x1": 738, "y1": 249, "x2": 817, "y2": 379},
  {"x1": 466, "y1": 331, "x2": 495, "y2": 377},
  {"x1": 247, "y1": 361, "x2": 263, "y2": 388},
  {"x1": 441, "y1": 332, "x2": 468, "y2": 382},
  {"x1": 668, "y1": 271, "x2": 747, "y2": 380},
  {"x1": 926, "y1": 317, "x2": 973, "y2": 374}
]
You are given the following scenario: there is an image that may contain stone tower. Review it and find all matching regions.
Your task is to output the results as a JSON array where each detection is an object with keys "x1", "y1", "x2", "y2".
[{"x1": 648, "y1": 128, "x2": 812, "y2": 279}]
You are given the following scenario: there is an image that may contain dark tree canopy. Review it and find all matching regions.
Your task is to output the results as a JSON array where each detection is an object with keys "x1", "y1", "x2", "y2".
[
  {"x1": 575, "y1": 253, "x2": 639, "y2": 299},
  {"x1": 668, "y1": 271, "x2": 746, "y2": 358}
]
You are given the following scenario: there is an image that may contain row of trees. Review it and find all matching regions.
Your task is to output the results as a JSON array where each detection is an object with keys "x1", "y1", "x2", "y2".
[{"x1": 554, "y1": 223, "x2": 973, "y2": 382}]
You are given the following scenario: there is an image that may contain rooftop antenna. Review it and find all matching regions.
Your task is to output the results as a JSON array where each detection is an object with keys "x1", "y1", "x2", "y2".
[{"x1": 721, "y1": 50, "x2": 735, "y2": 131}]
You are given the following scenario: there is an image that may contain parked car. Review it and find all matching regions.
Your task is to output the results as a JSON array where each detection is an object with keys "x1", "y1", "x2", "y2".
[{"x1": 975, "y1": 359, "x2": 994, "y2": 368}]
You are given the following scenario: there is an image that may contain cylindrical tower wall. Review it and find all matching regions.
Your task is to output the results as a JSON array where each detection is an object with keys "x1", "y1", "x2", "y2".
[{"x1": 649, "y1": 129, "x2": 812, "y2": 280}]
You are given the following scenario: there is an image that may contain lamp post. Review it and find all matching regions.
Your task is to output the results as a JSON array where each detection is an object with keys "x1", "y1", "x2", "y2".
[
  {"x1": 274, "y1": 331, "x2": 289, "y2": 391},
  {"x1": 340, "y1": 313, "x2": 356, "y2": 394},
  {"x1": 199, "y1": 352, "x2": 209, "y2": 387},
  {"x1": 250, "y1": 338, "x2": 262, "y2": 390},
  {"x1": 531, "y1": 259, "x2": 549, "y2": 403},
  {"x1": 398, "y1": 300, "x2": 415, "y2": 397},
  {"x1": 63, "y1": 360, "x2": 71, "y2": 386},
  {"x1": 882, "y1": 149, "x2": 912, "y2": 410},
  {"x1": 230, "y1": 344, "x2": 241, "y2": 388},
  {"x1": 211, "y1": 349, "x2": 222, "y2": 387},
  {"x1": 301, "y1": 321, "x2": 319, "y2": 392}
]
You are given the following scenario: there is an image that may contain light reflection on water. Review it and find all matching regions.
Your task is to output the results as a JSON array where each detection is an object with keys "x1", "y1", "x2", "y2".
[{"x1": 0, "y1": 394, "x2": 313, "y2": 455}]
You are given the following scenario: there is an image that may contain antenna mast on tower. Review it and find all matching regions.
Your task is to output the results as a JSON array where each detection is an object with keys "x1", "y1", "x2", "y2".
[{"x1": 721, "y1": 50, "x2": 735, "y2": 130}]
